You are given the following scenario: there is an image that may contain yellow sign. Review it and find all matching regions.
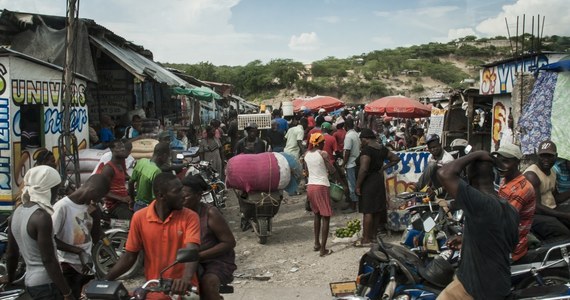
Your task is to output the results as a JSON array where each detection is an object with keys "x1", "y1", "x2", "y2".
[{"x1": 330, "y1": 281, "x2": 357, "y2": 296}]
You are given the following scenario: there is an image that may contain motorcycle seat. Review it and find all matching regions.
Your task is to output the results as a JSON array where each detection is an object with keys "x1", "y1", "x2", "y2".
[
  {"x1": 510, "y1": 284, "x2": 568, "y2": 299},
  {"x1": 514, "y1": 239, "x2": 570, "y2": 265}
]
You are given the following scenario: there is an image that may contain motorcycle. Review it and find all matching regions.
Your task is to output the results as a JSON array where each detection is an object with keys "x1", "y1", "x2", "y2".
[
  {"x1": 236, "y1": 190, "x2": 282, "y2": 245},
  {"x1": 188, "y1": 160, "x2": 227, "y2": 209},
  {"x1": 85, "y1": 247, "x2": 234, "y2": 300},
  {"x1": 0, "y1": 219, "x2": 25, "y2": 289},
  {"x1": 85, "y1": 248, "x2": 200, "y2": 300},
  {"x1": 92, "y1": 208, "x2": 143, "y2": 280}
]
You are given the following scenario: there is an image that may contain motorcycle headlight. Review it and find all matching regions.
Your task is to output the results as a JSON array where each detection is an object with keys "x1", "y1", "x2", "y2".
[{"x1": 393, "y1": 295, "x2": 410, "y2": 300}]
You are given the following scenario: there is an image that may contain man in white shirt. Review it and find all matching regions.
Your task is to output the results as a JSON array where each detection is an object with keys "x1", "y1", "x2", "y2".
[
  {"x1": 416, "y1": 134, "x2": 455, "y2": 194},
  {"x1": 341, "y1": 119, "x2": 360, "y2": 213},
  {"x1": 52, "y1": 174, "x2": 110, "y2": 298},
  {"x1": 284, "y1": 117, "x2": 307, "y2": 160}
]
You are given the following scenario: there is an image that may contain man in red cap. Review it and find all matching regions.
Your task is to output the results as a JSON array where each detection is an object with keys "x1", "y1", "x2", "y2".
[{"x1": 524, "y1": 140, "x2": 570, "y2": 241}]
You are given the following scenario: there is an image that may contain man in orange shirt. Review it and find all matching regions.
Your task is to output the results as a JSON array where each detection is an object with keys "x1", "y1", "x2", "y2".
[{"x1": 105, "y1": 172, "x2": 200, "y2": 299}]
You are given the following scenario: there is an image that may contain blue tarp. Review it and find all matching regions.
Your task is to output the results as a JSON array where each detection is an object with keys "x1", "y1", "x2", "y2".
[{"x1": 539, "y1": 59, "x2": 570, "y2": 72}]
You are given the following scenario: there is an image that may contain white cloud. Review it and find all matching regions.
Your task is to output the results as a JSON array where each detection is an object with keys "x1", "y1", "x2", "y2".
[
  {"x1": 373, "y1": 11, "x2": 390, "y2": 17},
  {"x1": 289, "y1": 32, "x2": 320, "y2": 51},
  {"x1": 318, "y1": 16, "x2": 340, "y2": 24},
  {"x1": 447, "y1": 28, "x2": 477, "y2": 40},
  {"x1": 475, "y1": 0, "x2": 570, "y2": 37}
]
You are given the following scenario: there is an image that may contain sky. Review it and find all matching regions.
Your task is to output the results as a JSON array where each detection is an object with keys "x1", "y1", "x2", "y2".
[{"x1": 2, "y1": 0, "x2": 570, "y2": 66}]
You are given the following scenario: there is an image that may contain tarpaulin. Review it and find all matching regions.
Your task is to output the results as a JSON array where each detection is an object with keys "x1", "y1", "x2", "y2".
[{"x1": 550, "y1": 72, "x2": 570, "y2": 160}]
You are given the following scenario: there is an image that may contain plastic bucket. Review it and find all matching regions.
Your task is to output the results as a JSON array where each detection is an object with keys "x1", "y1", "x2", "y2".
[
  {"x1": 329, "y1": 183, "x2": 344, "y2": 202},
  {"x1": 282, "y1": 101, "x2": 294, "y2": 117}
]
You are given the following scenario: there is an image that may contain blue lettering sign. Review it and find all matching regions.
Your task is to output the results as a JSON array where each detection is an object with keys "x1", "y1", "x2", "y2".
[
  {"x1": 385, "y1": 152, "x2": 429, "y2": 175},
  {"x1": 44, "y1": 107, "x2": 88, "y2": 134}
]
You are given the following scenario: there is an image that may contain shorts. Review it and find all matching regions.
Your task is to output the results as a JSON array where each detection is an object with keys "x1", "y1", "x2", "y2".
[
  {"x1": 200, "y1": 260, "x2": 237, "y2": 285},
  {"x1": 307, "y1": 184, "x2": 332, "y2": 217}
]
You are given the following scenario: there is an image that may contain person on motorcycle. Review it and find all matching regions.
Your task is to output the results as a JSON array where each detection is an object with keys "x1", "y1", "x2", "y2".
[
  {"x1": 52, "y1": 174, "x2": 111, "y2": 299},
  {"x1": 94, "y1": 139, "x2": 133, "y2": 220},
  {"x1": 493, "y1": 143, "x2": 536, "y2": 261},
  {"x1": 416, "y1": 134, "x2": 454, "y2": 197},
  {"x1": 437, "y1": 151, "x2": 519, "y2": 300},
  {"x1": 129, "y1": 142, "x2": 171, "y2": 211},
  {"x1": 524, "y1": 140, "x2": 570, "y2": 241},
  {"x1": 182, "y1": 175, "x2": 237, "y2": 300},
  {"x1": 105, "y1": 173, "x2": 201, "y2": 300},
  {"x1": 1, "y1": 166, "x2": 74, "y2": 300}
]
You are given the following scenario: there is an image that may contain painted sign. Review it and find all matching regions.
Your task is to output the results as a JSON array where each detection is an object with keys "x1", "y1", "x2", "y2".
[
  {"x1": 427, "y1": 107, "x2": 446, "y2": 138},
  {"x1": 491, "y1": 96, "x2": 515, "y2": 151},
  {"x1": 479, "y1": 53, "x2": 567, "y2": 95},
  {"x1": 384, "y1": 151, "x2": 430, "y2": 231},
  {"x1": 0, "y1": 56, "x2": 90, "y2": 208}
]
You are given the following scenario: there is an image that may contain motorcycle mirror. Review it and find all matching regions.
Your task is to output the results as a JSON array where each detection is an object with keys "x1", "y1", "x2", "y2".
[
  {"x1": 159, "y1": 248, "x2": 199, "y2": 280},
  {"x1": 423, "y1": 216, "x2": 436, "y2": 233}
]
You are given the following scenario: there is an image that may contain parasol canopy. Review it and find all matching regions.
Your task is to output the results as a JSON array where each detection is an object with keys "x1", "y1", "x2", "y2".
[
  {"x1": 365, "y1": 95, "x2": 431, "y2": 118},
  {"x1": 172, "y1": 86, "x2": 222, "y2": 102},
  {"x1": 293, "y1": 96, "x2": 344, "y2": 112}
]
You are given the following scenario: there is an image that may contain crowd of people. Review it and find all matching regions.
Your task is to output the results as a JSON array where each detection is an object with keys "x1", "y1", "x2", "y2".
[{"x1": 7, "y1": 102, "x2": 570, "y2": 300}]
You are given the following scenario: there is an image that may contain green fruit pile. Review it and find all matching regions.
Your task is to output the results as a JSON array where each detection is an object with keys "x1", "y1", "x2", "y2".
[{"x1": 335, "y1": 219, "x2": 361, "y2": 238}]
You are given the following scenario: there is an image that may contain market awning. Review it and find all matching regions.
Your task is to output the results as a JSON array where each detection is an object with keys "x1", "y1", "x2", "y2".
[
  {"x1": 173, "y1": 86, "x2": 222, "y2": 101},
  {"x1": 90, "y1": 36, "x2": 191, "y2": 87}
]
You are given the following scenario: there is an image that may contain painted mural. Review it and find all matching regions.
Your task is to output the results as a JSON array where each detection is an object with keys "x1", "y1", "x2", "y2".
[
  {"x1": 0, "y1": 56, "x2": 90, "y2": 207},
  {"x1": 480, "y1": 53, "x2": 567, "y2": 95}
]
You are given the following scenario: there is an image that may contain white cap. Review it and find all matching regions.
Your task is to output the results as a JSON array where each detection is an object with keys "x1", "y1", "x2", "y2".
[{"x1": 318, "y1": 108, "x2": 326, "y2": 113}]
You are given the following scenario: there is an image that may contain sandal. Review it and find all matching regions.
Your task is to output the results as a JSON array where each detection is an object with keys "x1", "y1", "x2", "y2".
[
  {"x1": 353, "y1": 240, "x2": 373, "y2": 248},
  {"x1": 320, "y1": 249, "x2": 333, "y2": 257}
]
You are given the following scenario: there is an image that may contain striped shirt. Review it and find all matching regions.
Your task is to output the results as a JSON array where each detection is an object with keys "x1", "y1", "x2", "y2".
[{"x1": 498, "y1": 174, "x2": 536, "y2": 261}]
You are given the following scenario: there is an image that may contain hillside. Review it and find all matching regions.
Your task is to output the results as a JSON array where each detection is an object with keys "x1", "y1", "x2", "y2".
[{"x1": 163, "y1": 35, "x2": 570, "y2": 105}]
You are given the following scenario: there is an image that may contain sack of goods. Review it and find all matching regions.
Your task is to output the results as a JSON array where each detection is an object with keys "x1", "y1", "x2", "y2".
[
  {"x1": 130, "y1": 139, "x2": 159, "y2": 159},
  {"x1": 226, "y1": 152, "x2": 291, "y2": 193}
]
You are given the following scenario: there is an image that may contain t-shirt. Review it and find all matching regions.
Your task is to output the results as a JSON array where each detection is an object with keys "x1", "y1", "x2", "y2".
[
  {"x1": 273, "y1": 117, "x2": 288, "y2": 133},
  {"x1": 427, "y1": 150, "x2": 455, "y2": 165},
  {"x1": 52, "y1": 196, "x2": 94, "y2": 273},
  {"x1": 123, "y1": 126, "x2": 140, "y2": 139},
  {"x1": 499, "y1": 174, "x2": 536, "y2": 261},
  {"x1": 126, "y1": 201, "x2": 201, "y2": 299},
  {"x1": 333, "y1": 128, "x2": 346, "y2": 150},
  {"x1": 99, "y1": 127, "x2": 115, "y2": 143},
  {"x1": 284, "y1": 125, "x2": 304, "y2": 159},
  {"x1": 304, "y1": 150, "x2": 329, "y2": 186},
  {"x1": 554, "y1": 159, "x2": 570, "y2": 193},
  {"x1": 524, "y1": 164, "x2": 557, "y2": 209},
  {"x1": 265, "y1": 129, "x2": 286, "y2": 149},
  {"x1": 322, "y1": 134, "x2": 338, "y2": 165},
  {"x1": 130, "y1": 158, "x2": 162, "y2": 204},
  {"x1": 91, "y1": 152, "x2": 136, "y2": 175},
  {"x1": 343, "y1": 129, "x2": 361, "y2": 168},
  {"x1": 455, "y1": 180, "x2": 519, "y2": 300}
]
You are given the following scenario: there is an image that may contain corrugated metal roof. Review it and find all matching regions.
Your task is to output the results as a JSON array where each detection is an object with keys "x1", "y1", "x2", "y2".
[{"x1": 90, "y1": 36, "x2": 190, "y2": 87}]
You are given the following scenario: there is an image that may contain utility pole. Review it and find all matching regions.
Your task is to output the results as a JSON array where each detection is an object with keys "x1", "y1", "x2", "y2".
[{"x1": 58, "y1": 0, "x2": 81, "y2": 192}]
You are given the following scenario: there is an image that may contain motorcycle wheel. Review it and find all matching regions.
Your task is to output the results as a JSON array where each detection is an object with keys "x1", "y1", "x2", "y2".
[
  {"x1": 258, "y1": 218, "x2": 269, "y2": 245},
  {"x1": 0, "y1": 255, "x2": 25, "y2": 288},
  {"x1": 517, "y1": 268, "x2": 570, "y2": 289},
  {"x1": 93, "y1": 232, "x2": 143, "y2": 279},
  {"x1": 214, "y1": 181, "x2": 227, "y2": 208}
]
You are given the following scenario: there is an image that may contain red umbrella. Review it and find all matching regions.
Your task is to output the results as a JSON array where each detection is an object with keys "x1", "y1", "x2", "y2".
[
  {"x1": 293, "y1": 96, "x2": 344, "y2": 112},
  {"x1": 365, "y1": 95, "x2": 431, "y2": 118}
]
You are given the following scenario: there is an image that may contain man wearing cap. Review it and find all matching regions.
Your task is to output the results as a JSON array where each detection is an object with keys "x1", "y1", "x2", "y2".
[
  {"x1": 316, "y1": 108, "x2": 327, "y2": 125},
  {"x1": 493, "y1": 143, "x2": 536, "y2": 261},
  {"x1": 234, "y1": 123, "x2": 267, "y2": 155},
  {"x1": 524, "y1": 140, "x2": 570, "y2": 241},
  {"x1": 415, "y1": 134, "x2": 454, "y2": 194}
]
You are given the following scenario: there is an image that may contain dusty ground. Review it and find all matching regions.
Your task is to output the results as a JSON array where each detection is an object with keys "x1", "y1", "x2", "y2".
[
  {"x1": 223, "y1": 191, "x2": 400, "y2": 290},
  {"x1": 122, "y1": 190, "x2": 400, "y2": 296}
]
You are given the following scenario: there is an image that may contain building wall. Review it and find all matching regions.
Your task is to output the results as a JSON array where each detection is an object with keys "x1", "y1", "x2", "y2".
[{"x1": 479, "y1": 53, "x2": 568, "y2": 95}]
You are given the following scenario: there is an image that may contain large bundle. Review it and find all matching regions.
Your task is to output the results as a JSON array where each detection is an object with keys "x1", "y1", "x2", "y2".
[
  {"x1": 131, "y1": 139, "x2": 159, "y2": 159},
  {"x1": 226, "y1": 152, "x2": 290, "y2": 193}
]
